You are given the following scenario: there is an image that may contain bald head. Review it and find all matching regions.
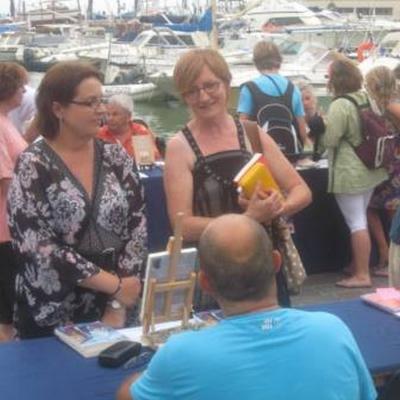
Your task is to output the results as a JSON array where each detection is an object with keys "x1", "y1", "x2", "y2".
[{"x1": 199, "y1": 215, "x2": 276, "y2": 302}]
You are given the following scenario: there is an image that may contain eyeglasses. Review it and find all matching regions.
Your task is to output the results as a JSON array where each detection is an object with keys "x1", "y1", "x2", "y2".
[
  {"x1": 183, "y1": 81, "x2": 222, "y2": 101},
  {"x1": 69, "y1": 96, "x2": 109, "y2": 109}
]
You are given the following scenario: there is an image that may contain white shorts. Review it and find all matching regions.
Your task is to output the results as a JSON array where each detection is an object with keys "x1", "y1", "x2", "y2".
[{"x1": 335, "y1": 190, "x2": 374, "y2": 233}]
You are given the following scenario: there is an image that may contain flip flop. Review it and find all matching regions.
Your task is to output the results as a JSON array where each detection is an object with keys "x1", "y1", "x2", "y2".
[
  {"x1": 372, "y1": 268, "x2": 389, "y2": 277},
  {"x1": 335, "y1": 279, "x2": 372, "y2": 288}
]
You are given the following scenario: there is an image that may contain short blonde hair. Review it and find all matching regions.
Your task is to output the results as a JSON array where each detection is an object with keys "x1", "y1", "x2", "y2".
[
  {"x1": 173, "y1": 48, "x2": 232, "y2": 96},
  {"x1": 365, "y1": 66, "x2": 397, "y2": 111},
  {"x1": 252, "y1": 40, "x2": 282, "y2": 71}
]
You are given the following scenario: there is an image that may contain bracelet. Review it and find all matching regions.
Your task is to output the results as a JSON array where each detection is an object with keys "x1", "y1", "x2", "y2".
[{"x1": 110, "y1": 274, "x2": 122, "y2": 297}]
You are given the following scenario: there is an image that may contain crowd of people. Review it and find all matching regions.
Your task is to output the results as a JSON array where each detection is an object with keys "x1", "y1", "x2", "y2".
[{"x1": 1, "y1": 39, "x2": 400, "y2": 399}]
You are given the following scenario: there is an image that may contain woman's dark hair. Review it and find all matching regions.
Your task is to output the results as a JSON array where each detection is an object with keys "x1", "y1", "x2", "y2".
[
  {"x1": 36, "y1": 61, "x2": 103, "y2": 138},
  {"x1": 327, "y1": 54, "x2": 363, "y2": 96},
  {"x1": 0, "y1": 62, "x2": 27, "y2": 102}
]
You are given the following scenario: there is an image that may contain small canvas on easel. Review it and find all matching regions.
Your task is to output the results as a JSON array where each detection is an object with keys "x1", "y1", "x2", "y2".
[
  {"x1": 140, "y1": 248, "x2": 198, "y2": 322},
  {"x1": 140, "y1": 213, "x2": 199, "y2": 343},
  {"x1": 131, "y1": 135, "x2": 155, "y2": 166}
]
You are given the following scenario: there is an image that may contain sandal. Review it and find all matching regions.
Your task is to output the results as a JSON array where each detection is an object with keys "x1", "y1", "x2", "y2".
[
  {"x1": 372, "y1": 267, "x2": 389, "y2": 277},
  {"x1": 372, "y1": 262, "x2": 389, "y2": 277}
]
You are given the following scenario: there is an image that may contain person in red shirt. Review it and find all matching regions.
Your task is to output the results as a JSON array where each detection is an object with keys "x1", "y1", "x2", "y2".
[{"x1": 98, "y1": 94, "x2": 161, "y2": 160}]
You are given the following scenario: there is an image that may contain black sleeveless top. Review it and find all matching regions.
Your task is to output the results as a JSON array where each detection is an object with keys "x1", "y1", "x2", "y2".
[{"x1": 182, "y1": 119, "x2": 252, "y2": 218}]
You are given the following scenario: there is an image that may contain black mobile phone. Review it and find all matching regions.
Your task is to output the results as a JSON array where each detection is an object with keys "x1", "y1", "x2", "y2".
[{"x1": 98, "y1": 340, "x2": 142, "y2": 368}]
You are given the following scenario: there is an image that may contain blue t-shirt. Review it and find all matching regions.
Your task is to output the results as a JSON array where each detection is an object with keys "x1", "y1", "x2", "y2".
[
  {"x1": 132, "y1": 308, "x2": 376, "y2": 400},
  {"x1": 237, "y1": 74, "x2": 305, "y2": 118}
]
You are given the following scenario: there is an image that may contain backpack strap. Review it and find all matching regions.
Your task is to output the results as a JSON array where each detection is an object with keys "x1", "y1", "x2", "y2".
[
  {"x1": 241, "y1": 120, "x2": 263, "y2": 154},
  {"x1": 263, "y1": 75, "x2": 283, "y2": 96}
]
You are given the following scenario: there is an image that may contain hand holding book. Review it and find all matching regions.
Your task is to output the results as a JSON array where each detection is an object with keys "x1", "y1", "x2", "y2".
[
  {"x1": 234, "y1": 154, "x2": 284, "y2": 224},
  {"x1": 239, "y1": 184, "x2": 284, "y2": 224}
]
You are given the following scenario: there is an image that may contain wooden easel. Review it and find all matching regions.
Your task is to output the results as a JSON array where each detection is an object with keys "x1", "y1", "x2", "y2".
[{"x1": 142, "y1": 212, "x2": 197, "y2": 338}]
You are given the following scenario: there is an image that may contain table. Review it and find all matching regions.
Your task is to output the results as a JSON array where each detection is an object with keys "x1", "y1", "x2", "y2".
[
  {"x1": 292, "y1": 167, "x2": 351, "y2": 273},
  {"x1": 0, "y1": 336, "x2": 134, "y2": 400},
  {"x1": 303, "y1": 299, "x2": 400, "y2": 375},
  {"x1": 142, "y1": 166, "x2": 352, "y2": 273},
  {"x1": 1, "y1": 299, "x2": 399, "y2": 399}
]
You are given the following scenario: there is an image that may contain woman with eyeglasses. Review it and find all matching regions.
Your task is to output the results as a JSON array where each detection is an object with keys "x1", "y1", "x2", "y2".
[
  {"x1": 8, "y1": 61, "x2": 147, "y2": 338},
  {"x1": 164, "y1": 49, "x2": 311, "y2": 308}
]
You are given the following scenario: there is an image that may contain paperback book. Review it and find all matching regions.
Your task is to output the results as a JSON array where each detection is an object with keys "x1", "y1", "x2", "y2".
[
  {"x1": 54, "y1": 321, "x2": 128, "y2": 358},
  {"x1": 233, "y1": 153, "x2": 280, "y2": 198},
  {"x1": 361, "y1": 288, "x2": 400, "y2": 315}
]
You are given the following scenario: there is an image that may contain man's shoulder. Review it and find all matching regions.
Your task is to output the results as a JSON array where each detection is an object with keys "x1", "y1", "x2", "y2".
[{"x1": 286, "y1": 308, "x2": 349, "y2": 332}]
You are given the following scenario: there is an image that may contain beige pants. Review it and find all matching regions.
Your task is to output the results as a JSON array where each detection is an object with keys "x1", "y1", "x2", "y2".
[{"x1": 388, "y1": 242, "x2": 400, "y2": 288}]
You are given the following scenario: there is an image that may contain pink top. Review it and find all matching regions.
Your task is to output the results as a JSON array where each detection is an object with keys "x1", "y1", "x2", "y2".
[{"x1": 0, "y1": 114, "x2": 27, "y2": 242}]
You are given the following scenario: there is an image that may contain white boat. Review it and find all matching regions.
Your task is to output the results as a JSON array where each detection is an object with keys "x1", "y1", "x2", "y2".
[
  {"x1": 225, "y1": 0, "x2": 400, "y2": 55},
  {"x1": 78, "y1": 27, "x2": 209, "y2": 68},
  {"x1": 358, "y1": 32, "x2": 400, "y2": 75},
  {"x1": 239, "y1": 0, "x2": 322, "y2": 31},
  {"x1": 18, "y1": 1, "x2": 82, "y2": 25},
  {"x1": 103, "y1": 82, "x2": 163, "y2": 102},
  {"x1": 0, "y1": 30, "x2": 36, "y2": 63}
]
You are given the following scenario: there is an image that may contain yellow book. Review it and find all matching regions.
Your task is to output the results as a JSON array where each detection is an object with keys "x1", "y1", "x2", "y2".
[{"x1": 233, "y1": 153, "x2": 280, "y2": 199}]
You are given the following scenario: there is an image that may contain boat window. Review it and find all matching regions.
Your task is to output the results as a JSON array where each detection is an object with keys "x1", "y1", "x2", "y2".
[
  {"x1": 132, "y1": 33, "x2": 151, "y2": 46},
  {"x1": 179, "y1": 35, "x2": 195, "y2": 46},
  {"x1": 268, "y1": 17, "x2": 304, "y2": 27},
  {"x1": 279, "y1": 40, "x2": 301, "y2": 55},
  {"x1": 164, "y1": 35, "x2": 180, "y2": 45},
  {"x1": 147, "y1": 36, "x2": 163, "y2": 46}
]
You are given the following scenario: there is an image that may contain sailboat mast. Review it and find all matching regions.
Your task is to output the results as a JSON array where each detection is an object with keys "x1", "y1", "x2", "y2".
[
  {"x1": 10, "y1": 0, "x2": 16, "y2": 18},
  {"x1": 87, "y1": 0, "x2": 93, "y2": 19},
  {"x1": 210, "y1": 0, "x2": 218, "y2": 49}
]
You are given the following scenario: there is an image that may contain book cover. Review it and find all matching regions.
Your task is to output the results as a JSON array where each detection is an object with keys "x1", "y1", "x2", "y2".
[
  {"x1": 54, "y1": 321, "x2": 127, "y2": 358},
  {"x1": 233, "y1": 153, "x2": 280, "y2": 199},
  {"x1": 140, "y1": 248, "x2": 198, "y2": 322},
  {"x1": 361, "y1": 288, "x2": 400, "y2": 315},
  {"x1": 131, "y1": 135, "x2": 155, "y2": 166}
]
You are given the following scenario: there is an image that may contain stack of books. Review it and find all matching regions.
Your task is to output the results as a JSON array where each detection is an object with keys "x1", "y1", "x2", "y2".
[{"x1": 361, "y1": 288, "x2": 400, "y2": 316}]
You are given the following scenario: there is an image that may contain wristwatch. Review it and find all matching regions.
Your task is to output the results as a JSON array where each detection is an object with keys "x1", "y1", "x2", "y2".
[{"x1": 108, "y1": 299, "x2": 123, "y2": 310}]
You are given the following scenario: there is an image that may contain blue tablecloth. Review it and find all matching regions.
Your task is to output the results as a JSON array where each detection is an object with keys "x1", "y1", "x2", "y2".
[
  {"x1": 141, "y1": 167, "x2": 171, "y2": 252},
  {"x1": 0, "y1": 336, "x2": 134, "y2": 400},
  {"x1": 0, "y1": 299, "x2": 399, "y2": 399},
  {"x1": 303, "y1": 299, "x2": 400, "y2": 375}
]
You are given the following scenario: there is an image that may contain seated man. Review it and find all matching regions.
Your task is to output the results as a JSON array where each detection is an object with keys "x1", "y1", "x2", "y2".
[
  {"x1": 98, "y1": 94, "x2": 160, "y2": 160},
  {"x1": 117, "y1": 214, "x2": 376, "y2": 400}
]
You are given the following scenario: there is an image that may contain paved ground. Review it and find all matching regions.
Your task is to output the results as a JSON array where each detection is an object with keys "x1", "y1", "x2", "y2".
[{"x1": 291, "y1": 271, "x2": 389, "y2": 306}]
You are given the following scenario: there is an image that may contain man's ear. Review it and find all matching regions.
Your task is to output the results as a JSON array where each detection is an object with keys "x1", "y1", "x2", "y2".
[
  {"x1": 198, "y1": 270, "x2": 213, "y2": 295},
  {"x1": 272, "y1": 249, "x2": 282, "y2": 273}
]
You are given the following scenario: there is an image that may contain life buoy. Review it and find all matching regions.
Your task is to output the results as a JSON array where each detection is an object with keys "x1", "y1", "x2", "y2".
[{"x1": 357, "y1": 41, "x2": 375, "y2": 62}]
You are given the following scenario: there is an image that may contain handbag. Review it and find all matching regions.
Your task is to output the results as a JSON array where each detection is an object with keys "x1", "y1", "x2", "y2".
[
  {"x1": 271, "y1": 218, "x2": 307, "y2": 294},
  {"x1": 242, "y1": 120, "x2": 307, "y2": 293}
]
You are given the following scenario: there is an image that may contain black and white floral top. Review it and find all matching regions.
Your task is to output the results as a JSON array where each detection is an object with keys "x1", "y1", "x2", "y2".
[{"x1": 8, "y1": 139, "x2": 147, "y2": 338}]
